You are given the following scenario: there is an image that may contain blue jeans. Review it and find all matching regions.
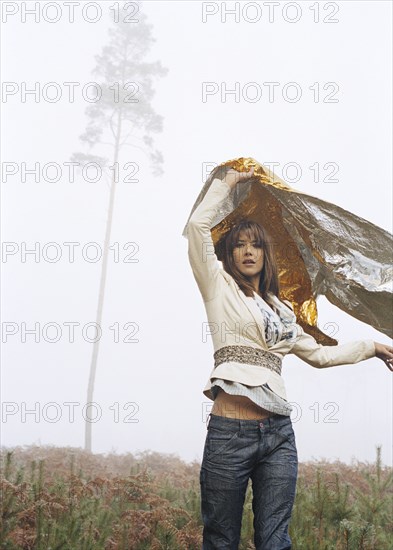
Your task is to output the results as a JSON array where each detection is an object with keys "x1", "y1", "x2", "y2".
[{"x1": 200, "y1": 413, "x2": 298, "y2": 549}]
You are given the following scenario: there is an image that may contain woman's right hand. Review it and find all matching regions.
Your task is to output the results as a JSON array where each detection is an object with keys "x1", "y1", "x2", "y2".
[{"x1": 222, "y1": 166, "x2": 255, "y2": 190}]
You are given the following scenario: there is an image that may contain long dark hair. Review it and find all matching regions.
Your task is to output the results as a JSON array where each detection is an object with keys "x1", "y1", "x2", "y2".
[{"x1": 218, "y1": 220, "x2": 280, "y2": 304}]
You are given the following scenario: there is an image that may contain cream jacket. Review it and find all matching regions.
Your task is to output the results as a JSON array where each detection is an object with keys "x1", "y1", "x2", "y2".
[{"x1": 186, "y1": 177, "x2": 376, "y2": 401}]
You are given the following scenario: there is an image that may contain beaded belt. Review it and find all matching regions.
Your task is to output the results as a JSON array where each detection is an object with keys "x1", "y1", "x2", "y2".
[{"x1": 213, "y1": 345, "x2": 282, "y2": 376}]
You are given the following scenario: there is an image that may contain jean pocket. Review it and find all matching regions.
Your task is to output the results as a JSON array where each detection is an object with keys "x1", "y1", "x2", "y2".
[
  {"x1": 205, "y1": 425, "x2": 241, "y2": 459},
  {"x1": 275, "y1": 422, "x2": 297, "y2": 451}
]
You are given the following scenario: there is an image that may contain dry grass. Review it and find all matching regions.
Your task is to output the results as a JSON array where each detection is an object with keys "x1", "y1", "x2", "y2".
[{"x1": 1, "y1": 444, "x2": 392, "y2": 549}]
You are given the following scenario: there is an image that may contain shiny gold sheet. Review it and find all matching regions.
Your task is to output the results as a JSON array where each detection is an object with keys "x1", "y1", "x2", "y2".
[{"x1": 182, "y1": 157, "x2": 393, "y2": 344}]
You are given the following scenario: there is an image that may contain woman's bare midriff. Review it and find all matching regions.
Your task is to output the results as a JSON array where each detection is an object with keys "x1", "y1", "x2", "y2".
[{"x1": 211, "y1": 387, "x2": 276, "y2": 420}]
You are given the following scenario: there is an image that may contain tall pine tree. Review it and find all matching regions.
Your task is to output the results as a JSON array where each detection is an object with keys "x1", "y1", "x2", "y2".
[{"x1": 70, "y1": 0, "x2": 167, "y2": 451}]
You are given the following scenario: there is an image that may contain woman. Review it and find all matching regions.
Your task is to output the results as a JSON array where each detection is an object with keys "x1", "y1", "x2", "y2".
[{"x1": 186, "y1": 165, "x2": 393, "y2": 549}]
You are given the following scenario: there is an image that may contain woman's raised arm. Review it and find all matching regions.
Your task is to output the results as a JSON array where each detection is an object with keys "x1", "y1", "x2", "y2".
[
  {"x1": 187, "y1": 177, "x2": 232, "y2": 302},
  {"x1": 187, "y1": 166, "x2": 254, "y2": 302}
]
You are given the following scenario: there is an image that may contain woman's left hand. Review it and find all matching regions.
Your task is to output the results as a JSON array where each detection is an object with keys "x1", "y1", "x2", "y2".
[{"x1": 374, "y1": 342, "x2": 393, "y2": 371}]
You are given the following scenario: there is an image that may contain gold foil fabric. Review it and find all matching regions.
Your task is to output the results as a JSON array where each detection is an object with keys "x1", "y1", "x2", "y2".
[{"x1": 183, "y1": 157, "x2": 393, "y2": 344}]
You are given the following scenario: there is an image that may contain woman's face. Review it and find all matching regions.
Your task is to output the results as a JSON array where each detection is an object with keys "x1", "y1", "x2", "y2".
[{"x1": 232, "y1": 229, "x2": 264, "y2": 278}]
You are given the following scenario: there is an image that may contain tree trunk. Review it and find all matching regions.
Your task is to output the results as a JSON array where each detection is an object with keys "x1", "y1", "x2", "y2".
[{"x1": 85, "y1": 109, "x2": 122, "y2": 452}]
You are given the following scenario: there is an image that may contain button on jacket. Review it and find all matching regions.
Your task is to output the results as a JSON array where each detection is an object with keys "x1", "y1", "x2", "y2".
[{"x1": 186, "y1": 177, "x2": 376, "y2": 401}]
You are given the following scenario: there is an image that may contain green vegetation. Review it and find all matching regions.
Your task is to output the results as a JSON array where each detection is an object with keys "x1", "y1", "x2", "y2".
[{"x1": 1, "y1": 445, "x2": 391, "y2": 549}]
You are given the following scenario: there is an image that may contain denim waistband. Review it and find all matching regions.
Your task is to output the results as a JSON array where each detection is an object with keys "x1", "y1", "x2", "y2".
[{"x1": 207, "y1": 412, "x2": 291, "y2": 431}]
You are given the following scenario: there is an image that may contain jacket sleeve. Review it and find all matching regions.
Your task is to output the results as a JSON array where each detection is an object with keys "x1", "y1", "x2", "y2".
[
  {"x1": 289, "y1": 322, "x2": 376, "y2": 368},
  {"x1": 187, "y1": 177, "x2": 232, "y2": 302}
]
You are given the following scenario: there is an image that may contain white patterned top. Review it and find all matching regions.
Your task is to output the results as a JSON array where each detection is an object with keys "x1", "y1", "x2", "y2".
[{"x1": 253, "y1": 292, "x2": 298, "y2": 346}]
